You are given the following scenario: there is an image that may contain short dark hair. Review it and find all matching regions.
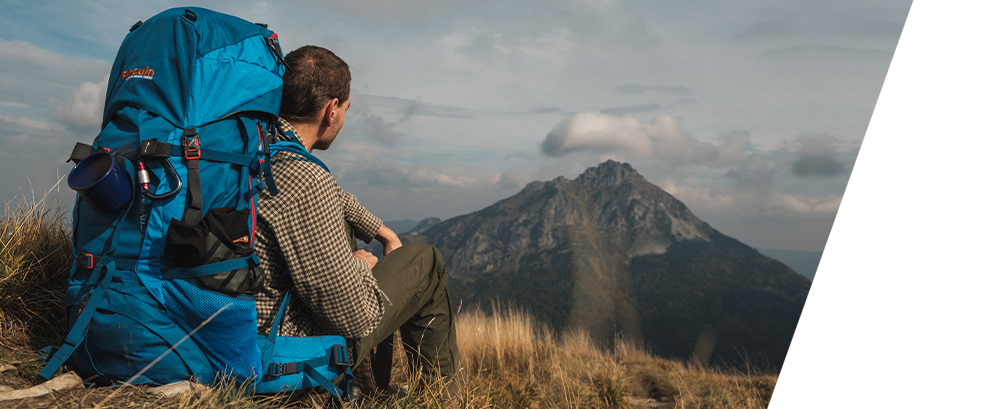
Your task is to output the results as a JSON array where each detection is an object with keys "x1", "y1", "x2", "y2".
[{"x1": 279, "y1": 46, "x2": 351, "y2": 122}]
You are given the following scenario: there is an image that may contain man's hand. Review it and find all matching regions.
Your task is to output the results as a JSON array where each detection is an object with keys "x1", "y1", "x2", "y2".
[
  {"x1": 353, "y1": 250, "x2": 378, "y2": 269},
  {"x1": 375, "y1": 224, "x2": 403, "y2": 257}
]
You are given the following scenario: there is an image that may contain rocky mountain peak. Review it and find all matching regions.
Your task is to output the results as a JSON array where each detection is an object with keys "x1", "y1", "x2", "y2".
[
  {"x1": 575, "y1": 160, "x2": 640, "y2": 188},
  {"x1": 408, "y1": 217, "x2": 441, "y2": 235},
  {"x1": 406, "y1": 159, "x2": 809, "y2": 369}
]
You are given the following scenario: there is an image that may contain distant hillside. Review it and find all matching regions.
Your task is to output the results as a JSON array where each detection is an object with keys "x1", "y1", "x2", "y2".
[
  {"x1": 405, "y1": 160, "x2": 811, "y2": 370},
  {"x1": 756, "y1": 248, "x2": 822, "y2": 281},
  {"x1": 384, "y1": 219, "x2": 420, "y2": 234}
]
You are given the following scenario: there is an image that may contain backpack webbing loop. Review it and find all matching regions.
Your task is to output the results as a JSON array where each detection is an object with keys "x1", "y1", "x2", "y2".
[
  {"x1": 182, "y1": 129, "x2": 202, "y2": 223},
  {"x1": 139, "y1": 139, "x2": 172, "y2": 158},
  {"x1": 67, "y1": 142, "x2": 94, "y2": 164}
]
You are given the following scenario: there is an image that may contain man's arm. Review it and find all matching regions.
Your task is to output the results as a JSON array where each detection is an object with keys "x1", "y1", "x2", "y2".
[
  {"x1": 375, "y1": 224, "x2": 402, "y2": 256},
  {"x1": 339, "y1": 190, "x2": 402, "y2": 256},
  {"x1": 262, "y1": 159, "x2": 384, "y2": 339},
  {"x1": 339, "y1": 190, "x2": 382, "y2": 243}
]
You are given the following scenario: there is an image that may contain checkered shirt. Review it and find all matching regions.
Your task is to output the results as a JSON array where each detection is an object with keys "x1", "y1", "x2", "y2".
[{"x1": 254, "y1": 118, "x2": 385, "y2": 339}]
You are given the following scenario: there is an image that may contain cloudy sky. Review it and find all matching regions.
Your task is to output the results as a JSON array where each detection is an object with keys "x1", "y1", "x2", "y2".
[{"x1": 0, "y1": 0, "x2": 911, "y2": 252}]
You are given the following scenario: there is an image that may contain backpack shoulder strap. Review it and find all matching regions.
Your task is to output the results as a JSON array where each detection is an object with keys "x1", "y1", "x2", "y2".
[{"x1": 269, "y1": 140, "x2": 330, "y2": 173}]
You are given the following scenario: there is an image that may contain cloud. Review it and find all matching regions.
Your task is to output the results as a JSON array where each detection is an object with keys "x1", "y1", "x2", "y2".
[
  {"x1": 0, "y1": 101, "x2": 30, "y2": 108},
  {"x1": 354, "y1": 113, "x2": 404, "y2": 145},
  {"x1": 442, "y1": 27, "x2": 577, "y2": 72},
  {"x1": 332, "y1": 159, "x2": 491, "y2": 191},
  {"x1": 736, "y1": 5, "x2": 908, "y2": 43},
  {"x1": 767, "y1": 191, "x2": 843, "y2": 214},
  {"x1": 540, "y1": 111, "x2": 749, "y2": 166},
  {"x1": 791, "y1": 155, "x2": 845, "y2": 177},
  {"x1": 725, "y1": 160, "x2": 776, "y2": 189},
  {"x1": 661, "y1": 175, "x2": 843, "y2": 218},
  {"x1": 669, "y1": 98, "x2": 697, "y2": 108},
  {"x1": 474, "y1": 142, "x2": 534, "y2": 161},
  {"x1": 759, "y1": 45, "x2": 891, "y2": 60},
  {"x1": 0, "y1": 38, "x2": 107, "y2": 108},
  {"x1": 494, "y1": 163, "x2": 575, "y2": 191},
  {"x1": 0, "y1": 114, "x2": 61, "y2": 133},
  {"x1": 613, "y1": 84, "x2": 691, "y2": 95},
  {"x1": 55, "y1": 76, "x2": 107, "y2": 132},
  {"x1": 344, "y1": 95, "x2": 417, "y2": 145},
  {"x1": 613, "y1": 20, "x2": 662, "y2": 49},
  {"x1": 732, "y1": 4, "x2": 907, "y2": 63},
  {"x1": 358, "y1": 94, "x2": 477, "y2": 119},
  {"x1": 716, "y1": 133, "x2": 856, "y2": 187},
  {"x1": 789, "y1": 135, "x2": 850, "y2": 177},
  {"x1": 520, "y1": 107, "x2": 563, "y2": 115},
  {"x1": 324, "y1": 150, "x2": 573, "y2": 203},
  {"x1": 574, "y1": 0, "x2": 616, "y2": 13},
  {"x1": 495, "y1": 27, "x2": 576, "y2": 70},
  {"x1": 600, "y1": 104, "x2": 662, "y2": 115}
]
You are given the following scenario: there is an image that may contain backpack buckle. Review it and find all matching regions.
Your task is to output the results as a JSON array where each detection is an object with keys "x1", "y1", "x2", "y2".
[
  {"x1": 182, "y1": 131, "x2": 201, "y2": 160},
  {"x1": 332, "y1": 345, "x2": 353, "y2": 367},
  {"x1": 267, "y1": 363, "x2": 286, "y2": 376},
  {"x1": 79, "y1": 253, "x2": 94, "y2": 269}
]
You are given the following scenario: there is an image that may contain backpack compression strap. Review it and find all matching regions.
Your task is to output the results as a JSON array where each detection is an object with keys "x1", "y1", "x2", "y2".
[
  {"x1": 179, "y1": 122, "x2": 279, "y2": 222},
  {"x1": 181, "y1": 129, "x2": 203, "y2": 223},
  {"x1": 39, "y1": 176, "x2": 138, "y2": 380}
]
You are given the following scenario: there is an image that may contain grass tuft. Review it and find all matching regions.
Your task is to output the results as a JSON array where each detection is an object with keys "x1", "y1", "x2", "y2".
[{"x1": 0, "y1": 186, "x2": 73, "y2": 350}]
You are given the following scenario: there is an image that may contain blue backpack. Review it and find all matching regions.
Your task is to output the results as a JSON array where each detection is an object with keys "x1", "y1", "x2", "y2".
[{"x1": 40, "y1": 7, "x2": 353, "y2": 398}]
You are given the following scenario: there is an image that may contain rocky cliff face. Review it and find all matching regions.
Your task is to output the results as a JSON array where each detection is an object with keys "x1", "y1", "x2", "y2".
[{"x1": 406, "y1": 160, "x2": 810, "y2": 369}]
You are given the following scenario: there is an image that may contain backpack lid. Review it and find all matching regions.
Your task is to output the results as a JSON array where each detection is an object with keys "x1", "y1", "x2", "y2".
[{"x1": 103, "y1": 7, "x2": 284, "y2": 129}]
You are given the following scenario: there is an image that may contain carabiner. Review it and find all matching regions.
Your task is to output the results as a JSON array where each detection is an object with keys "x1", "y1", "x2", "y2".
[{"x1": 137, "y1": 158, "x2": 183, "y2": 200}]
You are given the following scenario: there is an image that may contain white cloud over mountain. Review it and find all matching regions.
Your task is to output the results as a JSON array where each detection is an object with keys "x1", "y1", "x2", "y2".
[{"x1": 541, "y1": 111, "x2": 750, "y2": 167}]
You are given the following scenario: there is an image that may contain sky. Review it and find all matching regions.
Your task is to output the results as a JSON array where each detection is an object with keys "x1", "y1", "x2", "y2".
[{"x1": 0, "y1": 0, "x2": 911, "y2": 252}]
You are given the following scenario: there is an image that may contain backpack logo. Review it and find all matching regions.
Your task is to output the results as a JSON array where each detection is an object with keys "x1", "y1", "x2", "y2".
[{"x1": 121, "y1": 67, "x2": 155, "y2": 81}]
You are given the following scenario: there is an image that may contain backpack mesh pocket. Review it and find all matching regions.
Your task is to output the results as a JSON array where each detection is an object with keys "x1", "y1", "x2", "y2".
[{"x1": 161, "y1": 278, "x2": 262, "y2": 383}]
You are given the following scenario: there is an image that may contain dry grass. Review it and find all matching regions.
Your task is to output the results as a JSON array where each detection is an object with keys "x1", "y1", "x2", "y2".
[
  {"x1": 445, "y1": 308, "x2": 772, "y2": 409},
  {"x1": 0, "y1": 193, "x2": 776, "y2": 408},
  {"x1": 0, "y1": 186, "x2": 73, "y2": 350}
]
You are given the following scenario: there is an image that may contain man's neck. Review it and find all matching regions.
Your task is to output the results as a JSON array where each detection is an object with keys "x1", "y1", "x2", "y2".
[{"x1": 283, "y1": 119, "x2": 320, "y2": 152}]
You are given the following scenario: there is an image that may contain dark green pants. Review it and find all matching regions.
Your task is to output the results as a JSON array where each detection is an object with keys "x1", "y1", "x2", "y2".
[{"x1": 350, "y1": 243, "x2": 461, "y2": 381}]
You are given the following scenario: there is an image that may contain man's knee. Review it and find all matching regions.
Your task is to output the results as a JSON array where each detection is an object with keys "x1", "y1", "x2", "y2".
[
  {"x1": 400, "y1": 243, "x2": 435, "y2": 255},
  {"x1": 398, "y1": 243, "x2": 446, "y2": 274}
]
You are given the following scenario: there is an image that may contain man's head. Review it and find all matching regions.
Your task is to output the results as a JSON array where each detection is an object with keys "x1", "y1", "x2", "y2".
[{"x1": 280, "y1": 46, "x2": 351, "y2": 150}]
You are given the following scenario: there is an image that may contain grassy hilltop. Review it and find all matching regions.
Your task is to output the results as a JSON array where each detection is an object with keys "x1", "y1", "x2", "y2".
[{"x1": 0, "y1": 194, "x2": 775, "y2": 408}]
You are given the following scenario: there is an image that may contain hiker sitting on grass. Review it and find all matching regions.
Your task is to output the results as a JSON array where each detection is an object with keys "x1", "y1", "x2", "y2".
[{"x1": 253, "y1": 45, "x2": 462, "y2": 397}]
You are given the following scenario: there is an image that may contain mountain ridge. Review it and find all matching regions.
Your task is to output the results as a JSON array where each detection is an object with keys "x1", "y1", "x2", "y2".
[{"x1": 403, "y1": 160, "x2": 810, "y2": 368}]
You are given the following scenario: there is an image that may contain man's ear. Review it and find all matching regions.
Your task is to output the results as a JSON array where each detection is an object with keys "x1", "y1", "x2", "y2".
[{"x1": 321, "y1": 98, "x2": 341, "y2": 126}]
